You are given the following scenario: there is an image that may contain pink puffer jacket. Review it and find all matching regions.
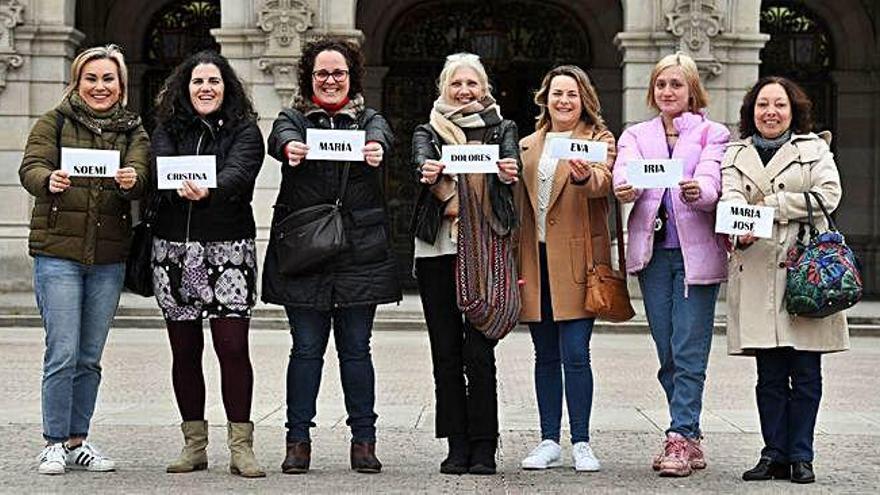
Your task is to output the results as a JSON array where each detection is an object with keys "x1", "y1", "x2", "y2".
[{"x1": 612, "y1": 112, "x2": 730, "y2": 286}]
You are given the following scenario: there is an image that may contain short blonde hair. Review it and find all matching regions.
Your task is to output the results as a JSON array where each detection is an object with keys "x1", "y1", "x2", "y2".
[
  {"x1": 533, "y1": 65, "x2": 606, "y2": 132},
  {"x1": 646, "y1": 52, "x2": 708, "y2": 112},
  {"x1": 63, "y1": 44, "x2": 129, "y2": 107},
  {"x1": 436, "y1": 52, "x2": 492, "y2": 100}
]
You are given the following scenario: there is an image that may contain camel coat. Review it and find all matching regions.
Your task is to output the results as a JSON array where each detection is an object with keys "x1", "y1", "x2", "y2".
[
  {"x1": 517, "y1": 122, "x2": 616, "y2": 322},
  {"x1": 720, "y1": 132, "x2": 849, "y2": 355}
]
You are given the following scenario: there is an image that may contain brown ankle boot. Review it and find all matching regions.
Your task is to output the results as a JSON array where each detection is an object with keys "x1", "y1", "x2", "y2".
[
  {"x1": 281, "y1": 441, "x2": 311, "y2": 474},
  {"x1": 350, "y1": 442, "x2": 382, "y2": 474}
]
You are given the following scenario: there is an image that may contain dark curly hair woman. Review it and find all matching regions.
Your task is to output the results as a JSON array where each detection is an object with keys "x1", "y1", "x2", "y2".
[
  {"x1": 263, "y1": 37, "x2": 400, "y2": 475},
  {"x1": 150, "y1": 49, "x2": 266, "y2": 478}
]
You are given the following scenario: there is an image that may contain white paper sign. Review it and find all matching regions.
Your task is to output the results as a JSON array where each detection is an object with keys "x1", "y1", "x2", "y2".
[
  {"x1": 715, "y1": 201, "x2": 775, "y2": 238},
  {"x1": 306, "y1": 129, "x2": 366, "y2": 161},
  {"x1": 548, "y1": 138, "x2": 608, "y2": 162},
  {"x1": 441, "y1": 145, "x2": 500, "y2": 174},
  {"x1": 61, "y1": 147, "x2": 119, "y2": 177},
  {"x1": 626, "y1": 159, "x2": 684, "y2": 189},
  {"x1": 156, "y1": 155, "x2": 217, "y2": 190}
]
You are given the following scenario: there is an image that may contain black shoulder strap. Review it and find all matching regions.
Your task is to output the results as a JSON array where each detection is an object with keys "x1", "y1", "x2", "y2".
[{"x1": 54, "y1": 111, "x2": 65, "y2": 167}]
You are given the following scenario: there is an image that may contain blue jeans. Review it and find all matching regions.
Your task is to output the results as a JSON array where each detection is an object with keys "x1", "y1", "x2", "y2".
[
  {"x1": 528, "y1": 243, "x2": 594, "y2": 444},
  {"x1": 285, "y1": 305, "x2": 378, "y2": 443},
  {"x1": 755, "y1": 348, "x2": 822, "y2": 463},
  {"x1": 34, "y1": 255, "x2": 124, "y2": 443},
  {"x1": 638, "y1": 248, "x2": 719, "y2": 439}
]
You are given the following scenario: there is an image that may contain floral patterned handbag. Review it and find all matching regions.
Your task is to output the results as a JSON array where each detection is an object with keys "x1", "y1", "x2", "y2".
[{"x1": 784, "y1": 191, "x2": 863, "y2": 318}]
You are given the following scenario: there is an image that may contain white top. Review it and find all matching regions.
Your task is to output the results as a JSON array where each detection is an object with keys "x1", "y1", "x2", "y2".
[{"x1": 537, "y1": 131, "x2": 572, "y2": 242}]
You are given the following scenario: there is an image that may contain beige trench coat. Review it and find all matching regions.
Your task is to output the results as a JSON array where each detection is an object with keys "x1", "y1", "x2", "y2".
[
  {"x1": 720, "y1": 132, "x2": 849, "y2": 355},
  {"x1": 516, "y1": 122, "x2": 616, "y2": 322}
]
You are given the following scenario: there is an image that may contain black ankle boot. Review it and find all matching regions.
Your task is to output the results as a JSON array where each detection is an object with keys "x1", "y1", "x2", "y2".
[
  {"x1": 440, "y1": 435, "x2": 469, "y2": 475},
  {"x1": 468, "y1": 438, "x2": 497, "y2": 475},
  {"x1": 791, "y1": 461, "x2": 815, "y2": 484},
  {"x1": 742, "y1": 457, "x2": 791, "y2": 481}
]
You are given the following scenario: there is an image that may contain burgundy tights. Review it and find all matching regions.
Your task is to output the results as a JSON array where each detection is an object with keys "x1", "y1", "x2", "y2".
[{"x1": 166, "y1": 318, "x2": 254, "y2": 423}]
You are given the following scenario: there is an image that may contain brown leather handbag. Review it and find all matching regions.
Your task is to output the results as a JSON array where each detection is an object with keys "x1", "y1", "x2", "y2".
[{"x1": 584, "y1": 198, "x2": 635, "y2": 322}]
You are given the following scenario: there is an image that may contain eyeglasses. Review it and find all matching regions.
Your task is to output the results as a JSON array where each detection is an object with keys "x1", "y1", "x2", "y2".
[{"x1": 312, "y1": 70, "x2": 349, "y2": 83}]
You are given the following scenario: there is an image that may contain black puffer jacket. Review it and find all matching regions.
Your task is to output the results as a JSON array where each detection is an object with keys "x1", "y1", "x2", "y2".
[
  {"x1": 262, "y1": 103, "x2": 401, "y2": 310},
  {"x1": 409, "y1": 120, "x2": 520, "y2": 243},
  {"x1": 151, "y1": 117, "x2": 264, "y2": 242}
]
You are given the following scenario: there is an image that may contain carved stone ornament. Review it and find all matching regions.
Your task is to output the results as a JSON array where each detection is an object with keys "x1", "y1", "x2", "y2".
[
  {"x1": 0, "y1": 0, "x2": 24, "y2": 91},
  {"x1": 258, "y1": 0, "x2": 313, "y2": 53},
  {"x1": 665, "y1": 0, "x2": 726, "y2": 78},
  {"x1": 258, "y1": 0, "x2": 315, "y2": 101}
]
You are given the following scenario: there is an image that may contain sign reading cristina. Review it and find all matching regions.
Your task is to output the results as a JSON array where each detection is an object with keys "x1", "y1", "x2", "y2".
[{"x1": 156, "y1": 155, "x2": 217, "y2": 189}]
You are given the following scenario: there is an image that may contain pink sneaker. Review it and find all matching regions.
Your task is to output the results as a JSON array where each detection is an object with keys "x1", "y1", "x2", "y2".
[
  {"x1": 658, "y1": 433, "x2": 693, "y2": 477},
  {"x1": 651, "y1": 439, "x2": 667, "y2": 471},
  {"x1": 687, "y1": 437, "x2": 706, "y2": 470}
]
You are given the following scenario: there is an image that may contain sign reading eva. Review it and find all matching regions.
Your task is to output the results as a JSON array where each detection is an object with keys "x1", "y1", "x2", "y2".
[
  {"x1": 548, "y1": 138, "x2": 608, "y2": 162},
  {"x1": 61, "y1": 147, "x2": 120, "y2": 177},
  {"x1": 156, "y1": 155, "x2": 217, "y2": 190},
  {"x1": 306, "y1": 129, "x2": 366, "y2": 161}
]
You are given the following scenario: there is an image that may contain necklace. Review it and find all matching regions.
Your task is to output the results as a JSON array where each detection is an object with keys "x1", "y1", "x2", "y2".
[{"x1": 666, "y1": 133, "x2": 679, "y2": 137}]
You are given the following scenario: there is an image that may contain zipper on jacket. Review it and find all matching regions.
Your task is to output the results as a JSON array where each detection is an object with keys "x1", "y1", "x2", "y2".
[{"x1": 185, "y1": 128, "x2": 207, "y2": 243}]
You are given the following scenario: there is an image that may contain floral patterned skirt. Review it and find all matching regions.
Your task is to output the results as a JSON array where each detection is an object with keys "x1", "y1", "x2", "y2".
[{"x1": 151, "y1": 237, "x2": 257, "y2": 321}]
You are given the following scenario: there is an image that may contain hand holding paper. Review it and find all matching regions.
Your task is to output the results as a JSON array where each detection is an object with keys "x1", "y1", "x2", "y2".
[
  {"x1": 48, "y1": 170, "x2": 71, "y2": 194},
  {"x1": 115, "y1": 167, "x2": 138, "y2": 191}
]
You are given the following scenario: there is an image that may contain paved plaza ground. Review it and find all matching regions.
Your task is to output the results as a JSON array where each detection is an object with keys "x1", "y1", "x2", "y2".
[{"x1": 1, "y1": 326, "x2": 879, "y2": 493}]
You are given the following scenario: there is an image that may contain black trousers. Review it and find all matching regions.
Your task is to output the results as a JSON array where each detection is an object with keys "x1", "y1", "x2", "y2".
[
  {"x1": 416, "y1": 254, "x2": 498, "y2": 440},
  {"x1": 755, "y1": 348, "x2": 822, "y2": 463}
]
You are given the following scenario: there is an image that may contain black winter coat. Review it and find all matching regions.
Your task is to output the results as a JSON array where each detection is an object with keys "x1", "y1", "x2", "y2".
[
  {"x1": 262, "y1": 104, "x2": 401, "y2": 310},
  {"x1": 151, "y1": 117, "x2": 264, "y2": 242},
  {"x1": 409, "y1": 120, "x2": 520, "y2": 243}
]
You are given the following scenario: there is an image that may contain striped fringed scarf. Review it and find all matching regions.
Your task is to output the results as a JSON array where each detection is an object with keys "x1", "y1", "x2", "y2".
[{"x1": 455, "y1": 169, "x2": 521, "y2": 340}]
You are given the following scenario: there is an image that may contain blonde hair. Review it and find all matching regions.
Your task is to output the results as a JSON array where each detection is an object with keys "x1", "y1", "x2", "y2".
[
  {"x1": 646, "y1": 52, "x2": 708, "y2": 112},
  {"x1": 63, "y1": 44, "x2": 129, "y2": 107},
  {"x1": 533, "y1": 65, "x2": 606, "y2": 132},
  {"x1": 436, "y1": 52, "x2": 491, "y2": 100}
]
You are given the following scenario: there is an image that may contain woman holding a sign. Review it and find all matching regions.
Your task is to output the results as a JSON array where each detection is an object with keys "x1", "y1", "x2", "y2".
[
  {"x1": 611, "y1": 52, "x2": 730, "y2": 478},
  {"x1": 263, "y1": 38, "x2": 400, "y2": 475},
  {"x1": 410, "y1": 53, "x2": 520, "y2": 475},
  {"x1": 19, "y1": 44, "x2": 150, "y2": 475},
  {"x1": 150, "y1": 50, "x2": 265, "y2": 477},
  {"x1": 721, "y1": 77, "x2": 847, "y2": 484},
  {"x1": 516, "y1": 65, "x2": 616, "y2": 472}
]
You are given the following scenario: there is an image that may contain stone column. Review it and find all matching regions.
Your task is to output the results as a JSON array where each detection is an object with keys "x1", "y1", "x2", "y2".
[{"x1": 0, "y1": 0, "x2": 82, "y2": 289}]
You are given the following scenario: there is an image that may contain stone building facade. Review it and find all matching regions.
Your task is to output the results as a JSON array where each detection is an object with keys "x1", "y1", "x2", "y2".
[{"x1": 0, "y1": 0, "x2": 878, "y2": 295}]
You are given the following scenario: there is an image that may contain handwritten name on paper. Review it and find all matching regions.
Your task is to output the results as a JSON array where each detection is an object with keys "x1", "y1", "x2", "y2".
[
  {"x1": 548, "y1": 139, "x2": 608, "y2": 162},
  {"x1": 61, "y1": 148, "x2": 120, "y2": 177},
  {"x1": 715, "y1": 201, "x2": 775, "y2": 238},
  {"x1": 306, "y1": 129, "x2": 366, "y2": 161},
  {"x1": 156, "y1": 155, "x2": 217, "y2": 189},
  {"x1": 441, "y1": 145, "x2": 500, "y2": 174},
  {"x1": 626, "y1": 159, "x2": 684, "y2": 189}
]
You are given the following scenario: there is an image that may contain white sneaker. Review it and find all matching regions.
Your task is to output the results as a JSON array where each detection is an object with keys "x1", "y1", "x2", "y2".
[
  {"x1": 521, "y1": 439, "x2": 563, "y2": 470},
  {"x1": 37, "y1": 443, "x2": 67, "y2": 475},
  {"x1": 572, "y1": 442, "x2": 601, "y2": 472},
  {"x1": 66, "y1": 442, "x2": 116, "y2": 472}
]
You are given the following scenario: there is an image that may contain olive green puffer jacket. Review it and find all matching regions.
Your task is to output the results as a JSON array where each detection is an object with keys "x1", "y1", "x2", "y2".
[{"x1": 19, "y1": 99, "x2": 151, "y2": 265}]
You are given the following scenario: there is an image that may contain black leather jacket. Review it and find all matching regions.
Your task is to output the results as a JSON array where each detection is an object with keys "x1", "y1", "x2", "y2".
[{"x1": 409, "y1": 120, "x2": 520, "y2": 243}]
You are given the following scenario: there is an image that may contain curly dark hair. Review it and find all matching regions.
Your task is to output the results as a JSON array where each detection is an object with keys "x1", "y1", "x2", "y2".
[
  {"x1": 154, "y1": 50, "x2": 257, "y2": 132},
  {"x1": 738, "y1": 76, "x2": 813, "y2": 139},
  {"x1": 296, "y1": 38, "x2": 365, "y2": 104}
]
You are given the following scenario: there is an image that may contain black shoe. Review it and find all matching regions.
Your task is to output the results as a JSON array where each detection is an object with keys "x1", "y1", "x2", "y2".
[
  {"x1": 742, "y1": 457, "x2": 791, "y2": 481},
  {"x1": 281, "y1": 441, "x2": 311, "y2": 474},
  {"x1": 791, "y1": 461, "x2": 815, "y2": 484},
  {"x1": 468, "y1": 439, "x2": 497, "y2": 475},
  {"x1": 440, "y1": 435, "x2": 469, "y2": 475}
]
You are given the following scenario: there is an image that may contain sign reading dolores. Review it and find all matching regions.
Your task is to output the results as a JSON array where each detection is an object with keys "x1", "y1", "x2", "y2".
[{"x1": 156, "y1": 155, "x2": 217, "y2": 189}]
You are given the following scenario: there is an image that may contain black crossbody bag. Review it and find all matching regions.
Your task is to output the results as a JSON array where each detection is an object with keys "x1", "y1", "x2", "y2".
[{"x1": 272, "y1": 163, "x2": 350, "y2": 276}]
